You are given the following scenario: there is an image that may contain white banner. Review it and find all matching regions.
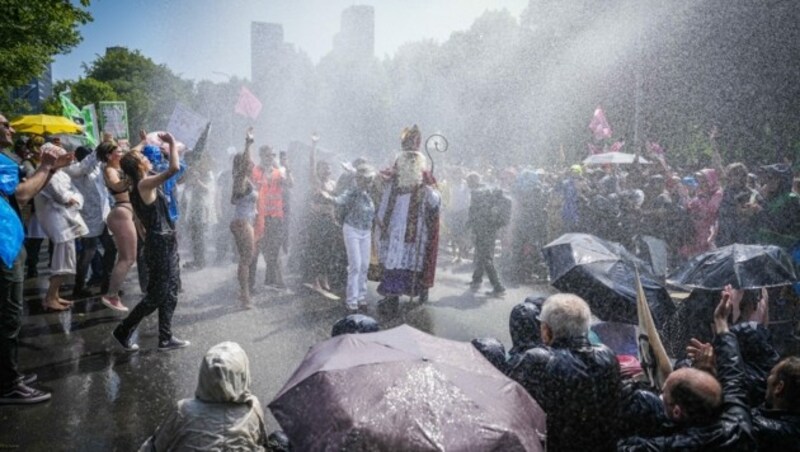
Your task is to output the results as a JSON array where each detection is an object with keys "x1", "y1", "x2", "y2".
[
  {"x1": 98, "y1": 101, "x2": 129, "y2": 140},
  {"x1": 167, "y1": 103, "x2": 208, "y2": 150}
]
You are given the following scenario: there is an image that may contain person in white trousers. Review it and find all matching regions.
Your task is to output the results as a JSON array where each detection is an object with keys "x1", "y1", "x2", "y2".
[{"x1": 325, "y1": 164, "x2": 376, "y2": 310}]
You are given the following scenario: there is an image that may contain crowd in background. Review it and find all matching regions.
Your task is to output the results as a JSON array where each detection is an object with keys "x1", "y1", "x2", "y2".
[{"x1": 1, "y1": 114, "x2": 799, "y2": 450}]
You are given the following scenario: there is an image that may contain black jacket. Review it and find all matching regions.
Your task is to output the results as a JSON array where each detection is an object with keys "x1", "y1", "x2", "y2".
[
  {"x1": 618, "y1": 332, "x2": 756, "y2": 451},
  {"x1": 752, "y1": 408, "x2": 800, "y2": 451},
  {"x1": 507, "y1": 336, "x2": 622, "y2": 452},
  {"x1": 730, "y1": 322, "x2": 780, "y2": 407}
]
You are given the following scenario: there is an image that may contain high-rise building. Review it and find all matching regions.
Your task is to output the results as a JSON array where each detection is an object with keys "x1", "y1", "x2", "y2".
[
  {"x1": 10, "y1": 64, "x2": 53, "y2": 113},
  {"x1": 333, "y1": 5, "x2": 375, "y2": 61},
  {"x1": 251, "y1": 22, "x2": 285, "y2": 87}
]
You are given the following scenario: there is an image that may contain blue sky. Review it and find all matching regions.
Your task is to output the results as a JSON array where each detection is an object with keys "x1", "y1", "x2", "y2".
[{"x1": 53, "y1": 0, "x2": 528, "y2": 83}]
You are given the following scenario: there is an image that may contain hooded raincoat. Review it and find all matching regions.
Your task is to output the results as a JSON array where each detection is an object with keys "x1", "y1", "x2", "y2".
[{"x1": 139, "y1": 342, "x2": 267, "y2": 451}]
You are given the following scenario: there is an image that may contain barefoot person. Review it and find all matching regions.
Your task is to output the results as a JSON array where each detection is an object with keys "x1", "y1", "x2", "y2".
[
  {"x1": 96, "y1": 140, "x2": 137, "y2": 312},
  {"x1": 231, "y1": 128, "x2": 257, "y2": 307},
  {"x1": 112, "y1": 132, "x2": 188, "y2": 352},
  {"x1": 305, "y1": 133, "x2": 339, "y2": 298}
]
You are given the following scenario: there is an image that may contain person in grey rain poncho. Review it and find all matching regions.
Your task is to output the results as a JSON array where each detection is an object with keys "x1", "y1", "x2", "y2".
[{"x1": 139, "y1": 342, "x2": 267, "y2": 451}]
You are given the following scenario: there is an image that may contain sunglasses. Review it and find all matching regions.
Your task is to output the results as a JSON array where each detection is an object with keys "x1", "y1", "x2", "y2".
[{"x1": 0, "y1": 121, "x2": 10, "y2": 128}]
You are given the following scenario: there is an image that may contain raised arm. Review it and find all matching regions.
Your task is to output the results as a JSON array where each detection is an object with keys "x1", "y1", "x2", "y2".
[
  {"x1": 130, "y1": 129, "x2": 148, "y2": 154},
  {"x1": 62, "y1": 151, "x2": 99, "y2": 178},
  {"x1": 14, "y1": 144, "x2": 74, "y2": 204},
  {"x1": 243, "y1": 127, "x2": 254, "y2": 161},
  {"x1": 309, "y1": 132, "x2": 320, "y2": 189}
]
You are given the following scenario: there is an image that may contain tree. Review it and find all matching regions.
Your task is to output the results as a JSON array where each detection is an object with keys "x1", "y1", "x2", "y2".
[
  {"x1": 83, "y1": 47, "x2": 194, "y2": 133},
  {"x1": 42, "y1": 77, "x2": 118, "y2": 116},
  {"x1": 0, "y1": 0, "x2": 92, "y2": 90}
]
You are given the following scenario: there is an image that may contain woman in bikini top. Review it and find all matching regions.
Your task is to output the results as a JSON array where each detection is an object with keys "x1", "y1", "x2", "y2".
[{"x1": 95, "y1": 141, "x2": 137, "y2": 312}]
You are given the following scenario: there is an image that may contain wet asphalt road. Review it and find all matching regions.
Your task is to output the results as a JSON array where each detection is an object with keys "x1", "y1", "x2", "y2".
[{"x1": 0, "y1": 254, "x2": 552, "y2": 451}]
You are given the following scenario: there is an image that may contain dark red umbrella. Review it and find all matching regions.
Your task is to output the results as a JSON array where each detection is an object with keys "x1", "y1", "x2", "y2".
[{"x1": 269, "y1": 325, "x2": 546, "y2": 451}]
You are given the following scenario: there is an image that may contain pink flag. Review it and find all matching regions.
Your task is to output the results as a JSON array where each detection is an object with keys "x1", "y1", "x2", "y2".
[
  {"x1": 588, "y1": 106, "x2": 613, "y2": 140},
  {"x1": 646, "y1": 141, "x2": 665, "y2": 156},
  {"x1": 234, "y1": 86, "x2": 263, "y2": 119},
  {"x1": 609, "y1": 141, "x2": 625, "y2": 153}
]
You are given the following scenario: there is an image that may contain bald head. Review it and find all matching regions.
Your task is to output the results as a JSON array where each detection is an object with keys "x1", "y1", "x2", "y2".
[{"x1": 663, "y1": 368, "x2": 722, "y2": 424}]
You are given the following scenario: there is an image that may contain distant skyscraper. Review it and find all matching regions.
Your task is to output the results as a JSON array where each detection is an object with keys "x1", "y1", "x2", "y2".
[
  {"x1": 10, "y1": 64, "x2": 53, "y2": 113},
  {"x1": 251, "y1": 22, "x2": 285, "y2": 87},
  {"x1": 333, "y1": 5, "x2": 375, "y2": 61}
]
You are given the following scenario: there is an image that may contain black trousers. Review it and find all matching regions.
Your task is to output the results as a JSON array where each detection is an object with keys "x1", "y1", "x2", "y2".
[
  {"x1": 118, "y1": 233, "x2": 179, "y2": 343},
  {"x1": 472, "y1": 230, "x2": 503, "y2": 291},
  {"x1": 250, "y1": 216, "x2": 285, "y2": 286},
  {"x1": 74, "y1": 236, "x2": 99, "y2": 293},
  {"x1": 0, "y1": 250, "x2": 25, "y2": 389}
]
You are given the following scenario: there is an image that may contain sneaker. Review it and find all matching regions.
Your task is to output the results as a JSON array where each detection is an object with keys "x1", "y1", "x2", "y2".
[
  {"x1": 485, "y1": 288, "x2": 507, "y2": 297},
  {"x1": 469, "y1": 282, "x2": 481, "y2": 291},
  {"x1": 357, "y1": 298, "x2": 368, "y2": 307},
  {"x1": 158, "y1": 337, "x2": 191, "y2": 351},
  {"x1": 111, "y1": 326, "x2": 139, "y2": 352},
  {"x1": 0, "y1": 383, "x2": 51, "y2": 405},
  {"x1": 101, "y1": 296, "x2": 129, "y2": 313},
  {"x1": 346, "y1": 302, "x2": 359, "y2": 311},
  {"x1": 18, "y1": 373, "x2": 37, "y2": 385}
]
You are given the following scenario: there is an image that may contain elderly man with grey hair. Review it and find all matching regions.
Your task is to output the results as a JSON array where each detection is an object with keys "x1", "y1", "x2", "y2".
[{"x1": 507, "y1": 293, "x2": 622, "y2": 451}]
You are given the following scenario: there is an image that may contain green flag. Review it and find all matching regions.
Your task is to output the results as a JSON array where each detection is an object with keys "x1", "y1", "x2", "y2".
[
  {"x1": 81, "y1": 104, "x2": 98, "y2": 147},
  {"x1": 59, "y1": 91, "x2": 83, "y2": 124},
  {"x1": 59, "y1": 91, "x2": 97, "y2": 148}
]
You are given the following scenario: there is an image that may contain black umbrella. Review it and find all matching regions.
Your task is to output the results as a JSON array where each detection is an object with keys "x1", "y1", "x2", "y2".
[
  {"x1": 269, "y1": 325, "x2": 546, "y2": 452},
  {"x1": 543, "y1": 233, "x2": 675, "y2": 328},
  {"x1": 668, "y1": 243, "x2": 798, "y2": 290}
]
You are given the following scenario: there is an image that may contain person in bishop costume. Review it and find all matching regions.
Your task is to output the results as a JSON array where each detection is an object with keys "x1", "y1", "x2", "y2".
[{"x1": 375, "y1": 125, "x2": 441, "y2": 304}]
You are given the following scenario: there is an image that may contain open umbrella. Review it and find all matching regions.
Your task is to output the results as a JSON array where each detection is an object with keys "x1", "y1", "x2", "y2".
[
  {"x1": 667, "y1": 243, "x2": 797, "y2": 290},
  {"x1": 10, "y1": 114, "x2": 83, "y2": 135},
  {"x1": 543, "y1": 233, "x2": 675, "y2": 328},
  {"x1": 269, "y1": 325, "x2": 546, "y2": 452},
  {"x1": 583, "y1": 152, "x2": 650, "y2": 165}
]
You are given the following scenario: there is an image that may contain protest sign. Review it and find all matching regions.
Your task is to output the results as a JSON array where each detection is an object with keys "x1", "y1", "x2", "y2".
[
  {"x1": 167, "y1": 103, "x2": 208, "y2": 150},
  {"x1": 98, "y1": 101, "x2": 129, "y2": 140}
]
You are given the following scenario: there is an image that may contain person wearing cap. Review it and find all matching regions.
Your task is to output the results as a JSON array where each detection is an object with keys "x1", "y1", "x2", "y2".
[{"x1": 323, "y1": 164, "x2": 377, "y2": 310}]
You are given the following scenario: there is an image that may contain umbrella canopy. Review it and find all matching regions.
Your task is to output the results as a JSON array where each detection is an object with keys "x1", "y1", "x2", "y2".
[
  {"x1": 269, "y1": 325, "x2": 546, "y2": 452},
  {"x1": 543, "y1": 233, "x2": 675, "y2": 328},
  {"x1": 583, "y1": 152, "x2": 650, "y2": 165},
  {"x1": 10, "y1": 114, "x2": 83, "y2": 135},
  {"x1": 49, "y1": 133, "x2": 92, "y2": 151},
  {"x1": 668, "y1": 243, "x2": 798, "y2": 290}
]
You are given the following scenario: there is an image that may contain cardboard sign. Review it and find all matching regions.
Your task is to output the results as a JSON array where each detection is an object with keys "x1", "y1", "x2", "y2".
[
  {"x1": 167, "y1": 103, "x2": 208, "y2": 150},
  {"x1": 98, "y1": 101, "x2": 129, "y2": 140}
]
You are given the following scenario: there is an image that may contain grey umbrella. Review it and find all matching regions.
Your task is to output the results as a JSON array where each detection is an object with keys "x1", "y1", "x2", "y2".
[{"x1": 269, "y1": 325, "x2": 546, "y2": 452}]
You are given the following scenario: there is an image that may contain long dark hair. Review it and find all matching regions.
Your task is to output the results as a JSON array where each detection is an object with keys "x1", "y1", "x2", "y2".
[
  {"x1": 96, "y1": 142, "x2": 118, "y2": 163},
  {"x1": 120, "y1": 152, "x2": 147, "y2": 189}
]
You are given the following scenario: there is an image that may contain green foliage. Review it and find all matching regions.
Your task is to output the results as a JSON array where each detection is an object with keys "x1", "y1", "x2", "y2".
[
  {"x1": 0, "y1": 0, "x2": 92, "y2": 90},
  {"x1": 82, "y1": 47, "x2": 194, "y2": 133}
]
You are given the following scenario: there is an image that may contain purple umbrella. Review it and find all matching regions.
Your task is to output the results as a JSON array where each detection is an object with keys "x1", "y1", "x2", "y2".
[{"x1": 269, "y1": 325, "x2": 546, "y2": 451}]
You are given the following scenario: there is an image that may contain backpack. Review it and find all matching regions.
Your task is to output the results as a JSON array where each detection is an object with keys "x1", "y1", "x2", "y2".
[{"x1": 489, "y1": 188, "x2": 512, "y2": 228}]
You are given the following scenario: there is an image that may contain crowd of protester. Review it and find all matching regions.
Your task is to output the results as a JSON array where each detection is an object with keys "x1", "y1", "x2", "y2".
[
  {"x1": 1, "y1": 113, "x2": 799, "y2": 450},
  {"x1": 436, "y1": 153, "x2": 800, "y2": 288}
]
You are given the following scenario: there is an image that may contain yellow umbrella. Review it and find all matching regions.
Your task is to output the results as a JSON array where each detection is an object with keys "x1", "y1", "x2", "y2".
[{"x1": 10, "y1": 114, "x2": 83, "y2": 135}]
